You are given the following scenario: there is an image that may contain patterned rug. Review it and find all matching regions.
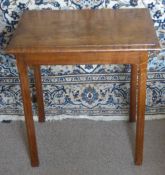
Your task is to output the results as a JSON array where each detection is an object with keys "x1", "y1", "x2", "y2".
[{"x1": 0, "y1": 0, "x2": 164, "y2": 119}]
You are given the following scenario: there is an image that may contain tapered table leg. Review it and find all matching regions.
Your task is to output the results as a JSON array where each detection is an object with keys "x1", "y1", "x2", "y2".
[
  {"x1": 135, "y1": 56, "x2": 148, "y2": 165},
  {"x1": 129, "y1": 64, "x2": 138, "y2": 122},
  {"x1": 17, "y1": 57, "x2": 39, "y2": 167},
  {"x1": 33, "y1": 66, "x2": 45, "y2": 122}
]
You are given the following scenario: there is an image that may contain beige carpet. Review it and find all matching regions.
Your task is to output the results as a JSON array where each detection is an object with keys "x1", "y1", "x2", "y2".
[{"x1": 0, "y1": 119, "x2": 165, "y2": 175}]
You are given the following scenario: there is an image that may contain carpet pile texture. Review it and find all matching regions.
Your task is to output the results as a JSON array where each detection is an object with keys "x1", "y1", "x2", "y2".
[{"x1": 0, "y1": 119, "x2": 165, "y2": 175}]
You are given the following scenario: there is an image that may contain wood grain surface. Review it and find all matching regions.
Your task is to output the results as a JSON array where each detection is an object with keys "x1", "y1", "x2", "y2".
[{"x1": 7, "y1": 9, "x2": 160, "y2": 53}]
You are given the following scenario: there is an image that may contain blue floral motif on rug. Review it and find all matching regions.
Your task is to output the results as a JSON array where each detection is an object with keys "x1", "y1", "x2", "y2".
[{"x1": 0, "y1": 0, "x2": 165, "y2": 118}]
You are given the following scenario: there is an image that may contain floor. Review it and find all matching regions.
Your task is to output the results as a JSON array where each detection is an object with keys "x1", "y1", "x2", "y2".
[{"x1": 0, "y1": 119, "x2": 165, "y2": 175}]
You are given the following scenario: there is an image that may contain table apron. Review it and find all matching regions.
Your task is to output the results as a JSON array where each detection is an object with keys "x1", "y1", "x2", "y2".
[{"x1": 15, "y1": 51, "x2": 148, "y2": 66}]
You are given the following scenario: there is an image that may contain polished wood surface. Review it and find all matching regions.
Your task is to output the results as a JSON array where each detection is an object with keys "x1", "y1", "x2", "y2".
[
  {"x1": 135, "y1": 52, "x2": 148, "y2": 165},
  {"x1": 16, "y1": 55, "x2": 39, "y2": 167},
  {"x1": 6, "y1": 9, "x2": 160, "y2": 167},
  {"x1": 7, "y1": 9, "x2": 160, "y2": 53}
]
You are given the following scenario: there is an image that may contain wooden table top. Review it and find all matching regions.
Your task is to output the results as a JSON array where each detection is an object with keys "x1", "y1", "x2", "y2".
[{"x1": 7, "y1": 9, "x2": 160, "y2": 53}]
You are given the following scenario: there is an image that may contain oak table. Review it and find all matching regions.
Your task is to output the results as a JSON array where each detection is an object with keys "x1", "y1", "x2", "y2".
[{"x1": 6, "y1": 9, "x2": 160, "y2": 167}]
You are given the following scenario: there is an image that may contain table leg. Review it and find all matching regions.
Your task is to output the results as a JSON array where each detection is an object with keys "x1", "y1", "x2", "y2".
[
  {"x1": 33, "y1": 66, "x2": 45, "y2": 122},
  {"x1": 17, "y1": 58, "x2": 39, "y2": 167},
  {"x1": 129, "y1": 64, "x2": 138, "y2": 122},
  {"x1": 135, "y1": 61, "x2": 147, "y2": 165}
]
